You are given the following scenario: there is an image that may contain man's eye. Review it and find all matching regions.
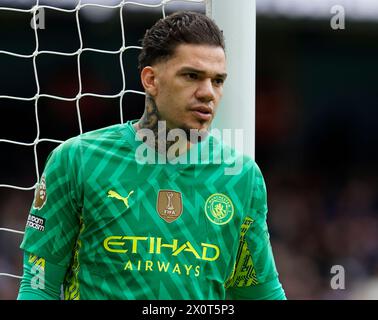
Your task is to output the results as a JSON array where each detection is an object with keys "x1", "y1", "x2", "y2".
[
  {"x1": 185, "y1": 73, "x2": 198, "y2": 80},
  {"x1": 213, "y1": 78, "x2": 224, "y2": 86}
]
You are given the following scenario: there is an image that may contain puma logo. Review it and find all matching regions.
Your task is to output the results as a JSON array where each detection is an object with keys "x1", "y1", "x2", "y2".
[{"x1": 108, "y1": 190, "x2": 134, "y2": 208}]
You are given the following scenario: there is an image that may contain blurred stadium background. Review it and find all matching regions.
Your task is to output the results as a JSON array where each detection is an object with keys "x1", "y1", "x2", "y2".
[{"x1": 0, "y1": 0, "x2": 377, "y2": 299}]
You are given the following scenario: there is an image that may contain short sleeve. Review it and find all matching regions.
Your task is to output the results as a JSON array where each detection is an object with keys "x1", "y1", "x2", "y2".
[{"x1": 20, "y1": 139, "x2": 83, "y2": 267}]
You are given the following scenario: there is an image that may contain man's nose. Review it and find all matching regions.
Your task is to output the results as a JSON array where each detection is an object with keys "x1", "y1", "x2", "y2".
[{"x1": 195, "y1": 79, "x2": 215, "y2": 102}]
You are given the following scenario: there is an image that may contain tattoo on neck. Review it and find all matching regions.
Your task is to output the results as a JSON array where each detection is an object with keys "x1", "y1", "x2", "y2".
[
  {"x1": 137, "y1": 95, "x2": 179, "y2": 153},
  {"x1": 138, "y1": 94, "x2": 159, "y2": 135}
]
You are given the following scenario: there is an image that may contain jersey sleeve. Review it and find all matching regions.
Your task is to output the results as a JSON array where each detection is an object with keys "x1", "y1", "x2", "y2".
[
  {"x1": 20, "y1": 139, "x2": 83, "y2": 268},
  {"x1": 17, "y1": 251, "x2": 67, "y2": 300},
  {"x1": 225, "y1": 162, "x2": 286, "y2": 300}
]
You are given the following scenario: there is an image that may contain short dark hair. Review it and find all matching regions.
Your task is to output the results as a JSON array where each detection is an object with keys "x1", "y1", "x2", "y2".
[{"x1": 138, "y1": 11, "x2": 225, "y2": 72}]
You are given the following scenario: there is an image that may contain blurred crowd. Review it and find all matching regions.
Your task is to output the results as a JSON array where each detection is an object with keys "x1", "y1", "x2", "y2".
[
  {"x1": 254, "y1": 16, "x2": 378, "y2": 297},
  {"x1": 267, "y1": 168, "x2": 378, "y2": 299}
]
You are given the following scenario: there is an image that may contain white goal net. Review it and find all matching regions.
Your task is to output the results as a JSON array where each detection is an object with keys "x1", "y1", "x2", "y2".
[{"x1": 0, "y1": 0, "x2": 207, "y2": 296}]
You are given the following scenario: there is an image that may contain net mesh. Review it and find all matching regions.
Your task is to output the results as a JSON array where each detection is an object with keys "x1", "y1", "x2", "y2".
[{"x1": 0, "y1": 0, "x2": 206, "y2": 282}]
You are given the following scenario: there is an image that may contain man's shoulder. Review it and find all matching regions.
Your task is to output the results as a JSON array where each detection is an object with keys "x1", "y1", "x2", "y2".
[
  {"x1": 76, "y1": 123, "x2": 126, "y2": 143},
  {"x1": 207, "y1": 133, "x2": 257, "y2": 171},
  {"x1": 52, "y1": 123, "x2": 130, "y2": 156}
]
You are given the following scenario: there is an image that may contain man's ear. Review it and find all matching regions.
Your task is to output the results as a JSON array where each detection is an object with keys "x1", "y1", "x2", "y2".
[{"x1": 141, "y1": 66, "x2": 158, "y2": 97}]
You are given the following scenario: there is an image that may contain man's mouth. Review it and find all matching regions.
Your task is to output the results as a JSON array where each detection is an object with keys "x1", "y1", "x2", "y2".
[{"x1": 190, "y1": 105, "x2": 213, "y2": 121}]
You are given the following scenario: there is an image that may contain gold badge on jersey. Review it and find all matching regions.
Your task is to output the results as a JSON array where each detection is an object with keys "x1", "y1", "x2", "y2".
[
  {"x1": 33, "y1": 175, "x2": 47, "y2": 210},
  {"x1": 205, "y1": 193, "x2": 234, "y2": 225},
  {"x1": 157, "y1": 190, "x2": 183, "y2": 223}
]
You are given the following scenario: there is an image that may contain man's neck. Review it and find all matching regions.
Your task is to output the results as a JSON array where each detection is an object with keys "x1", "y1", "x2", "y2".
[
  {"x1": 134, "y1": 94, "x2": 159, "y2": 135},
  {"x1": 134, "y1": 95, "x2": 191, "y2": 157}
]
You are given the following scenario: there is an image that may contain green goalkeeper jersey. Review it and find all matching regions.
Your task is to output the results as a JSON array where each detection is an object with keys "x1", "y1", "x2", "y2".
[{"x1": 20, "y1": 120, "x2": 285, "y2": 300}]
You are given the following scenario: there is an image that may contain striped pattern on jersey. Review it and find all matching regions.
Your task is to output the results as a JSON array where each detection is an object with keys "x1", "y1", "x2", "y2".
[{"x1": 20, "y1": 120, "x2": 279, "y2": 300}]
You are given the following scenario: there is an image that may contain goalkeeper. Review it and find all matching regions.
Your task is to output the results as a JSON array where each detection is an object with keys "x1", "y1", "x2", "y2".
[{"x1": 17, "y1": 11, "x2": 286, "y2": 300}]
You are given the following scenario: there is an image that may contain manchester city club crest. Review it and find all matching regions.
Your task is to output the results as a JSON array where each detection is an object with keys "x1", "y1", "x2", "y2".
[
  {"x1": 157, "y1": 190, "x2": 183, "y2": 223},
  {"x1": 205, "y1": 193, "x2": 234, "y2": 225}
]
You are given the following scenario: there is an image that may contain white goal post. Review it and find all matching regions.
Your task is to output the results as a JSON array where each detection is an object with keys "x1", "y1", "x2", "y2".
[{"x1": 209, "y1": 0, "x2": 256, "y2": 160}]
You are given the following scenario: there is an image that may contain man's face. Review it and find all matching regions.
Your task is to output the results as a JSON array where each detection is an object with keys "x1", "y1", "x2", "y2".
[{"x1": 147, "y1": 44, "x2": 227, "y2": 132}]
